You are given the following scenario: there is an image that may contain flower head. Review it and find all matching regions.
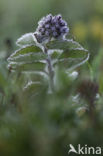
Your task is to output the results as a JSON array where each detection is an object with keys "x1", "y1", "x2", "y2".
[{"x1": 34, "y1": 14, "x2": 69, "y2": 43}]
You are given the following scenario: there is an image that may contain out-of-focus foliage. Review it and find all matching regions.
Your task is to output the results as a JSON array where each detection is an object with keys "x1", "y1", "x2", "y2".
[
  {"x1": 0, "y1": 58, "x2": 103, "y2": 156},
  {"x1": 0, "y1": 0, "x2": 103, "y2": 155}
]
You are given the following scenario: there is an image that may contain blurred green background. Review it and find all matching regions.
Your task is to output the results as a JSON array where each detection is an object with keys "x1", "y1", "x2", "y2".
[{"x1": 0, "y1": 0, "x2": 103, "y2": 155}]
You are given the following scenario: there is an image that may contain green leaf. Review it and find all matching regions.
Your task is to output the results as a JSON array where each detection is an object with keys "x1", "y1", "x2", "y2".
[
  {"x1": 48, "y1": 39, "x2": 89, "y2": 70},
  {"x1": 8, "y1": 52, "x2": 47, "y2": 63},
  {"x1": 59, "y1": 48, "x2": 88, "y2": 59},
  {"x1": 8, "y1": 61, "x2": 46, "y2": 72},
  {"x1": 8, "y1": 45, "x2": 42, "y2": 61},
  {"x1": 54, "y1": 53, "x2": 89, "y2": 71},
  {"x1": 46, "y1": 39, "x2": 83, "y2": 50},
  {"x1": 16, "y1": 33, "x2": 36, "y2": 47}
]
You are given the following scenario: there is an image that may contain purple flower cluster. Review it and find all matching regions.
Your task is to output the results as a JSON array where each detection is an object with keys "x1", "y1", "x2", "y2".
[{"x1": 35, "y1": 14, "x2": 69, "y2": 42}]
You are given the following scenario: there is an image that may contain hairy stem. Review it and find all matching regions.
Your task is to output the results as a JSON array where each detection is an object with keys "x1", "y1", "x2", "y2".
[{"x1": 44, "y1": 46, "x2": 54, "y2": 92}]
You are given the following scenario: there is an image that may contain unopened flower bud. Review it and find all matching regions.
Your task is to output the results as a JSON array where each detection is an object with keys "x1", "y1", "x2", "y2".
[{"x1": 35, "y1": 14, "x2": 69, "y2": 43}]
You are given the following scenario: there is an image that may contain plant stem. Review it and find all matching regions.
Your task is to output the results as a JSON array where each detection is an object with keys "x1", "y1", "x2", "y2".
[{"x1": 44, "y1": 46, "x2": 54, "y2": 92}]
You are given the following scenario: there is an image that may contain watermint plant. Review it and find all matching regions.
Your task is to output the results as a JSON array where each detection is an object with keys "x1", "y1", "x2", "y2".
[{"x1": 7, "y1": 14, "x2": 89, "y2": 93}]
